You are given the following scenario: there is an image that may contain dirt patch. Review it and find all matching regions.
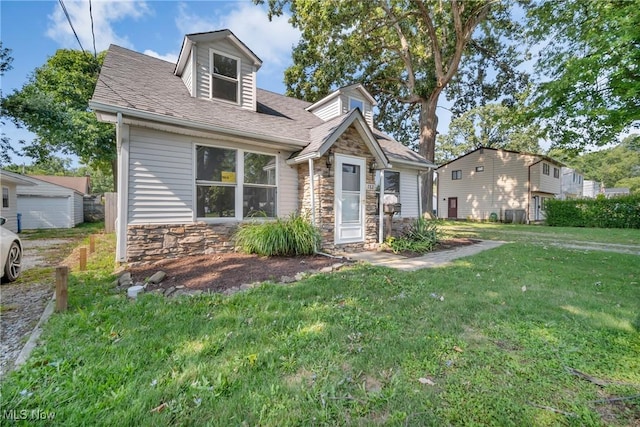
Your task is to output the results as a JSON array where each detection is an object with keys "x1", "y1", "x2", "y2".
[{"x1": 129, "y1": 239, "x2": 479, "y2": 294}]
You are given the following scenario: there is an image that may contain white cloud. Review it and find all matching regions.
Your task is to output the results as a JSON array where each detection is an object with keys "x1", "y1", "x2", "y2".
[
  {"x1": 175, "y1": 2, "x2": 300, "y2": 68},
  {"x1": 143, "y1": 49, "x2": 179, "y2": 63},
  {"x1": 47, "y1": 0, "x2": 150, "y2": 52}
]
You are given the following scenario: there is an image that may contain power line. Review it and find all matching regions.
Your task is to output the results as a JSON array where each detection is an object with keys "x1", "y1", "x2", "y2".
[
  {"x1": 89, "y1": 0, "x2": 97, "y2": 58},
  {"x1": 58, "y1": 0, "x2": 85, "y2": 53}
]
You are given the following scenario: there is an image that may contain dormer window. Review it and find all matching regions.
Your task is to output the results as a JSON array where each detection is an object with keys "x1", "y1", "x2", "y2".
[
  {"x1": 210, "y1": 49, "x2": 239, "y2": 103},
  {"x1": 349, "y1": 97, "x2": 364, "y2": 112}
]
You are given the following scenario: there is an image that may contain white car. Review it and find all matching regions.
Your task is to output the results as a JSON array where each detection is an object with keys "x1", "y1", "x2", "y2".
[{"x1": 1, "y1": 217, "x2": 22, "y2": 282}]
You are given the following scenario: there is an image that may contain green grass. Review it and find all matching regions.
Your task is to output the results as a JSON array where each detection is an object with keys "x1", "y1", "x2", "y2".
[
  {"x1": 1, "y1": 226, "x2": 639, "y2": 426},
  {"x1": 440, "y1": 220, "x2": 640, "y2": 246},
  {"x1": 18, "y1": 221, "x2": 105, "y2": 240}
]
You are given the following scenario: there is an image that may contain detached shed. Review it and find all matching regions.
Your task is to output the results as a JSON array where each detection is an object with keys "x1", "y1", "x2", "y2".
[
  {"x1": 0, "y1": 169, "x2": 35, "y2": 232},
  {"x1": 17, "y1": 176, "x2": 85, "y2": 229}
]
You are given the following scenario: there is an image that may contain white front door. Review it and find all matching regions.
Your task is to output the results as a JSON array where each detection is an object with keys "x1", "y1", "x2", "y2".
[{"x1": 335, "y1": 155, "x2": 366, "y2": 244}]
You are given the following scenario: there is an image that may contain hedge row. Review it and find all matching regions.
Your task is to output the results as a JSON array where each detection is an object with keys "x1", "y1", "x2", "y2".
[{"x1": 544, "y1": 195, "x2": 640, "y2": 228}]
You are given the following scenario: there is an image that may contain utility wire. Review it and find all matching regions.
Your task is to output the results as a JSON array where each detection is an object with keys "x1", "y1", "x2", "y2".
[
  {"x1": 89, "y1": 0, "x2": 97, "y2": 58},
  {"x1": 58, "y1": 0, "x2": 85, "y2": 53}
]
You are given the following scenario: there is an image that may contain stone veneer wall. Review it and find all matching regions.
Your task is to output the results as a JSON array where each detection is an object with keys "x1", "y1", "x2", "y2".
[
  {"x1": 298, "y1": 125, "x2": 380, "y2": 253},
  {"x1": 127, "y1": 222, "x2": 238, "y2": 264}
]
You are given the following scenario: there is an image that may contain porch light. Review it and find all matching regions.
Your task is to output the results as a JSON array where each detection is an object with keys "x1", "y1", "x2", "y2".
[
  {"x1": 369, "y1": 160, "x2": 377, "y2": 174},
  {"x1": 326, "y1": 150, "x2": 333, "y2": 169}
]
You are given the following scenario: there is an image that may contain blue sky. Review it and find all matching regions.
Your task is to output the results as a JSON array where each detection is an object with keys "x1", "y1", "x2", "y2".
[{"x1": 1, "y1": 0, "x2": 319, "y2": 166}]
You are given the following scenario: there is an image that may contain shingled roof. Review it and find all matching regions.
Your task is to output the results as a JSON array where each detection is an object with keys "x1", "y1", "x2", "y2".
[{"x1": 91, "y1": 44, "x2": 434, "y2": 169}]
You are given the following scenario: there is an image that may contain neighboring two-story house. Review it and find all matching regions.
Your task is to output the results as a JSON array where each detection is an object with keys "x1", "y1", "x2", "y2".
[
  {"x1": 436, "y1": 147, "x2": 563, "y2": 222},
  {"x1": 90, "y1": 29, "x2": 434, "y2": 263},
  {"x1": 560, "y1": 167, "x2": 584, "y2": 200}
]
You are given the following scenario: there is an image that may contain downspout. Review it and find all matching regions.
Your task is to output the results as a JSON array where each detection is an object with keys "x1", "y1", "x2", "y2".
[
  {"x1": 308, "y1": 158, "x2": 316, "y2": 228},
  {"x1": 378, "y1": 169, "x2": 385, "y2": 243},
  {"x1": 418, "y1": 170, "x2": 423, "y2": 217},
  {"x1": 115, "y1": 112, "x2": 129, "y2": 262}
]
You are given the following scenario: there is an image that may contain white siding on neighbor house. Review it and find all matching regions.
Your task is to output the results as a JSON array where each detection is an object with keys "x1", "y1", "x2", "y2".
[
  {"x1": 194, "y1": 39, "x2": 256, "y2": 110},
  {"x1": 73, "y1": 193, "x2": 84, "y2": 225},
  {"x1": 127, "y1": 127, "x2": 300, "y2": 225},
  {"x1": 181, "y1": 49, "x2": 194, "y2": 97},
  {"x1": 339, "y1": 92, "x2": 373, "y2": 128},
  {"x1": 128, "y1": 128, "x2": 195, "y2": 224},
  {"x1": 1, "y1": 182, "x2": 18, "y2": 232},
  {"x1": 530, "y1": 161, "x2": 561, "y2": 194},
  {"x1": 18, "y1": 196, "x2": 72, "y2": 229},
  {"x1": 437, "y1": 149, "x2": 536, "y2": 220}
]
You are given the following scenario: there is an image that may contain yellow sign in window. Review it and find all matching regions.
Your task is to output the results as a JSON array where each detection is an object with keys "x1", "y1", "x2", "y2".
[{"x1": 221, "y1": 171, "x2": 236, "y2": 183}]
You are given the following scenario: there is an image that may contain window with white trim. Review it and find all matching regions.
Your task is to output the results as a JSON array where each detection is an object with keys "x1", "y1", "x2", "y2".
[
  {"x1": 375, "y1": 170, "x2": 400, "y2": 214},
  {"x1": 452, "y1": 170, "x2": 462, "y2": 180},
  {"x1": 349, "y1": 97, "x2": 364, "y2": 112},
  {"x1": 2, "y1": 187, "x2": 8, "y2": 208},
  {"x1": 475, "y1": 166, "x2": 484, "y2": 172},
  {"x1": 210, "y1": 50, "x2": 239, "y2": 103},
  {"x1": 543, "y1": 163, "x2": 550, "y2": 175},
  {"x1": 196, "y1": 145, "x2": 277, "y2": 219}
]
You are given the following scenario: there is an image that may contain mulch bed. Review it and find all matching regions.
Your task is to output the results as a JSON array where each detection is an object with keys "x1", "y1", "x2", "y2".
[{"x1": 129, "y1": 238, "x2": 479, "y2": 294}]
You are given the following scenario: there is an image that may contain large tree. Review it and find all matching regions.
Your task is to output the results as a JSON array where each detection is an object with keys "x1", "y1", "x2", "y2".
[
  {"x1": 526, "y1": 0, "x2": 640, "y2": 149},
  {"x1": 436, "y1": 102, "x2": 542, "y2": 163},
  {"x1": 261, "y1": 0, "x2": 528, "y2": 213},
  {"x1": 1, "y1": 41, "x2": 15, "y2": 165},
  {"x1": 1, "y1": 49, "x2": 116, "y2": 182}
]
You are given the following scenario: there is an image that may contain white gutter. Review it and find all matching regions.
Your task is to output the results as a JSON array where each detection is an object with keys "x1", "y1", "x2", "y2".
[
  {"x1": 308, "y1": 158, "x2": 316, "y2": 227},
  {"x1": 89, "y1": 100, "x2": 308, "y2": 148},
  {"x1": 115, "y1": 112, "x2": 129, "y2": 263}
]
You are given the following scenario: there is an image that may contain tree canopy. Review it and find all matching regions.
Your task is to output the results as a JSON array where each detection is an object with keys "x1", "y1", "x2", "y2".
[
  {"x1": 1, "y1": 41, "x2": 15, "y2": 165},
  {"x1": 526, "y1": 0, "x2": 640, "y2": 149},
  {"x1": 436, "y1": 102, "x2": 542, "y2": 163},
  {"x1": 1, "y1": 49, "x2": 116, "y2": 178},
  {"x1": 260, "y1": 0, "x2": 528, "y2": 212}
]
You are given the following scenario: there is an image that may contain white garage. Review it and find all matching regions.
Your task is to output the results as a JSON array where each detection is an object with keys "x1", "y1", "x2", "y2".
[{"x1": 17, "y1": 176, "x2": 84, "y2": 229}]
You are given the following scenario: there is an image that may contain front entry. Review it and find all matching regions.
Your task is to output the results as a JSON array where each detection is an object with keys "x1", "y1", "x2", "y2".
[
  {"x1": 448, "y1": 197, "x2": 458, "y2": 219},
  {"x1": 335, "y1": 155, "x2": 366, "y2": 244}
]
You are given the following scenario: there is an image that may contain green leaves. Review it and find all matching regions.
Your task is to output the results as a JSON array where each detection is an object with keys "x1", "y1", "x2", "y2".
[{"x1": 1, "y1": 49, "x2": 115, "y2": 173}]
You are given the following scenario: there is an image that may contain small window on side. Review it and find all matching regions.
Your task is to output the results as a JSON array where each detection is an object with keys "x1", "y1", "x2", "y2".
[
  {"x1": 349, "y1": 97, "x2": 364, "y2": 112},
  {"x1": 543, "y1": 163, "x2": 550, "y2": 175},
  {"x1": 475, "y1": 166, "x2": 484, "y2": 172},
  {"x1": 2, "y1": 187, "x2": 8, "y2": 208},
  {"x1": 452, "y1": 170, "x2": 462, "y2": 180}
]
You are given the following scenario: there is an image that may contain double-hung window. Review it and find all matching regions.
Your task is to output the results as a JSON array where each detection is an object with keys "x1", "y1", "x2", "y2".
[
  {"x1": 196, "y1": 146, "x2": 277, "y2": 219},
  {"x1": 452, "y1": 170, "x2": 462, "y2": 180},
  {"x1": 2, "y1": 187, "x2": 8, "y2": 208},
  {"x1": 543, "y1": 163, "x2": 550, "y2": 175},
  {"x1": 375, "y1": 170, "x2": 400, "y2": 214},
  {"x1": 210, "y1": 50, "x2": 239, "y2": 103}
]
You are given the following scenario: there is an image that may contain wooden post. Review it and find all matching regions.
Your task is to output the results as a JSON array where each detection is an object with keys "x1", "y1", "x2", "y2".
[
  {"x1": 80, "y1": 248, "x2": 87, "y2": 271},
  {"x1": 55, "y1": 266, "x2": 69, "y2": 312},
  {"x1": 89, "y1": 235, "x2": 95, "y2": 253}
]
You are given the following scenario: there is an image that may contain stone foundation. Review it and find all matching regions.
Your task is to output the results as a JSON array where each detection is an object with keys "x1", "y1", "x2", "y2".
[{"x1": 127, "y1": 222, "x2": 238, "y2": 264}]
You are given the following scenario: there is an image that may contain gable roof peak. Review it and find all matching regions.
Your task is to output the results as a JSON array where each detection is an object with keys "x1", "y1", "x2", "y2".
[
  {"x1": 174, "y1": 29, "x2": 262, "y2": 76},
  {"x1": 306, "y1": 83, "x2": 377, "y2": 112}
]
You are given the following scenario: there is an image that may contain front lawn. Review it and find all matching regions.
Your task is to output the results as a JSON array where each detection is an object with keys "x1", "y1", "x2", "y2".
[{"x1": 1, "y1": 228, "x2": 638, "y2": 425}]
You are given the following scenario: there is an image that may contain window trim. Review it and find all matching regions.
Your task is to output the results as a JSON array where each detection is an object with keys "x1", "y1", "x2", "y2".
[
  {"x1": 452, "y1": 170, "x2": 462, "y2": 180},
  {"x1": 475, "y1": 166, "x2": 484, "y2": 172},
  {"x1": 554, "y1": 167, "x2": 560, "y2": 178},
  {"x1": 194, "y1": 144, "x2": 278, "y2": 221},
  {"x1": 543, "y1": 163, "x2": 550, "y2": 176},
  {"x1": 2, "y1": 186, "x2": 8, "y2": 208},
  {"x1": 209, "y1": 48, "x2": 241, "y2": 104}
]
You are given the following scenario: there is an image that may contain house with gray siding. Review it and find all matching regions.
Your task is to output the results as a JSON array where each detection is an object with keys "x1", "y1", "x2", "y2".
[
  {"x1": 0, "y1": 170, "x2": 35, "y2": 233},
  {"x1": 90, "y1": 29, "x2": 434, "y2": 263},
  {"x1": 436, "y1": 147, "x2": 563, "y2": 223},
  {"x1": 16, "y1": 175, "x2": 85, "y2": 229}
]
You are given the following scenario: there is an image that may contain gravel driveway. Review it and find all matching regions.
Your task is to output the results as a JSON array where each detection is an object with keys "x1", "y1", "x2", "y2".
[{"x1": 0, "y1": 238, "x2": 74, "y2": 378}]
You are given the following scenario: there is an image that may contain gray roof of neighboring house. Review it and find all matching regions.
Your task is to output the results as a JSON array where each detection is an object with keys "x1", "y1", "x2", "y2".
[{"x1": 91, "y1": 44, "x2": 432, "y2": 169}]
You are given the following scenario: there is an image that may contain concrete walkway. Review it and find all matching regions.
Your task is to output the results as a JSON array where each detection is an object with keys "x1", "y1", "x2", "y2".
[{"x1": 346, "y1": 240, "x2": 506, "y2": 271}]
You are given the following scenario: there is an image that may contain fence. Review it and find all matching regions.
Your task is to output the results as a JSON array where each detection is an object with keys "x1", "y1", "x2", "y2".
[{"x1": 104, "y1": 192, "x2": 117, "y2": 233}]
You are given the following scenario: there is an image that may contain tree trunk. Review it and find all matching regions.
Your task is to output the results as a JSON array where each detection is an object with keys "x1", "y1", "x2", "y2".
[{"x1": 418, "y1": 93, "x2": 440, "y2": 215}]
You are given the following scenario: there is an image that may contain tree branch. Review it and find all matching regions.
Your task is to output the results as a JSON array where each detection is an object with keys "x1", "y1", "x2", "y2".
[{"x1": 378, "y1": 0, "x2": 416, "y2": 94}]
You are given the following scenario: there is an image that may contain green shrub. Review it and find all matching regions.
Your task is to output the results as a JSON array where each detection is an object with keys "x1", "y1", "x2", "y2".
[
  {"x1": 545, "y1": 195, "x2": 640, "y2": 228},
  {"x1": 386, "y1": 217, "x2": 440, "y2": 254},
  {"x1": 234, "y1": 213, "x2": 321, "y2": 256}
]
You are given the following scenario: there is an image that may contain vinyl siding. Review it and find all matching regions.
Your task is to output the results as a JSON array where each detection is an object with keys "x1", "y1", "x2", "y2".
[
  {"x1": 437, "y1": 149, "x2": 537, "y2": 220},
  {"x1": 181, "y1": 49, "x2": 194, "y2": 96},
  {"x1": 311, "y1": 98, "x2": 341, "y2": 121},
  {"x1": 531, "y1": 161, "x2": 561, "y2": 194},
  {"x1": 194, "y1": 39, "x2": 256, "y2": 110},
  {"x1": 128, "y1": 128, "x2": 194, "y2": 224},
  {"x1": 340, "y1": 91, "x2": 374, "y2": 128},
  {"x1": 398, "y1": 168, "x2": 419, "y2": 217},
  {"x1": 73, "y1": 193, "x2": 84, "y2": 225},
  {"x1": 127, "y1": 127, "x2": 299, "y2": 224}
]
